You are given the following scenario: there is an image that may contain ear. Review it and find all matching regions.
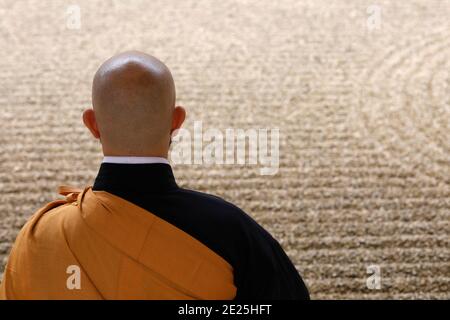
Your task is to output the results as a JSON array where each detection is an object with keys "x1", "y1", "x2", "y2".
[
  {"x1": 171, "y1": 106, "x2": 186, "y2": 133},
  {"x1": 82, "y1": 109, "x2": 101, "y2": 139}
]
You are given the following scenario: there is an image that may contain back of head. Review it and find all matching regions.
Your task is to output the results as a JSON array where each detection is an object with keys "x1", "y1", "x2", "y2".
[{"x1": 92, "y1": 51, "x2": 176, "y2": 156}]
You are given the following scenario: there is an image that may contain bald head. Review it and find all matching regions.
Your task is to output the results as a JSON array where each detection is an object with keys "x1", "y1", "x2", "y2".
[{"x1": 86, "y1": 51, "x2": 184, "y2": 157}]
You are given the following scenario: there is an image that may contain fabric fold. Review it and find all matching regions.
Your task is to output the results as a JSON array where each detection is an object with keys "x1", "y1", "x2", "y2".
[{"x1": 0, "y1": 186, "x2": 236, "y2": 300}]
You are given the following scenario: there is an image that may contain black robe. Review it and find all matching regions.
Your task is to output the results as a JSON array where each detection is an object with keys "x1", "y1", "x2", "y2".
[{"x1": 93, "y1": 163, "x2": 310, "y2": 300}]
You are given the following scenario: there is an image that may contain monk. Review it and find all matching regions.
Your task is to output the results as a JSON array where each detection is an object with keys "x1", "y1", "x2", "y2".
[{"x1": 0, "y1": 51, "x2": 309, "y2": 300}]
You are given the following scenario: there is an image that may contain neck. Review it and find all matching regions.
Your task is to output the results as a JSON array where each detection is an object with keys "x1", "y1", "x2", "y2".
[
  {"x1": 93, "y1": 162, "x2": 178, "y2": 193},
  {"x1": 102, "y1": 145, "x2": 169, "y2": 159},
  {"x1": 102, "y1": 156, "x2": 170, "y2": 165}
]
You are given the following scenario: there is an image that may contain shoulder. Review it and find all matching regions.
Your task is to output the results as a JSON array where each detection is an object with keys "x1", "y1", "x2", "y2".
[
  {"x1": 178, "y1": 188, "x2": 243, "y2": 210},
  {"x1": 21, "y1": 199, "x2": 73, "y2": 237},
  {"x1": 8, "y1": 199, "x2": 74, "y2": 260},
  {"x1": 176, "y1": 188, "x2": 250, "y2": 220},
  {"x1": 175, "y1": 187, "x2": 273, "y2": 240}
]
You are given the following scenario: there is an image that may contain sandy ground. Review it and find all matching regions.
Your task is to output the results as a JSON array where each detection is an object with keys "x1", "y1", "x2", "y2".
[{"x1": 0, "y1": 0, "x2": 449, "y2": 299}]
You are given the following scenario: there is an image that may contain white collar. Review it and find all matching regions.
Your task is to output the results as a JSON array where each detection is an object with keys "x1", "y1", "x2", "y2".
[{"x1": 102, "y1": 156, "x2": 170, "y2": 165}]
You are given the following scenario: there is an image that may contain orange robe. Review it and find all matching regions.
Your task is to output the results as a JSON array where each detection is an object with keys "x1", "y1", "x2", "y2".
[{"x1": 0, "y1": 186, "x2": 236, "y2": 299}]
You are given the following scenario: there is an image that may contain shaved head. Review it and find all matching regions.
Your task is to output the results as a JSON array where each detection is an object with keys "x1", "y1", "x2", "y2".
[{"x1": 87, "y1": 51, "x2": 183, "y2": 157}]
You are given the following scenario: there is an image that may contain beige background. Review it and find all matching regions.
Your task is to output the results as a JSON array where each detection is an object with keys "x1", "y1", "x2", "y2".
[{"x1": 0, "y1": 0, "x2": 449, "y2": 299}]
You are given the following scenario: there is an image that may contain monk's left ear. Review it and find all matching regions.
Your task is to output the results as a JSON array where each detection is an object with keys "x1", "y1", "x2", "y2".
[
  {"x1": 82, "y1": 109, "x2": 101, "y2": 139},
  {"x1": 171, "y1": 106, "x2": 186, "y2": 133}
]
